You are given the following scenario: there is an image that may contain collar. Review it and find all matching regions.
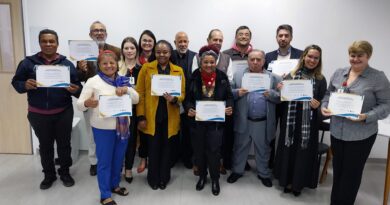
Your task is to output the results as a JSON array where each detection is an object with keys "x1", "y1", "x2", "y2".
[
  {"x1": 277, "y1": 46, "x2": 291, "y2": 56},
  {"x1": 38, "y1": 52, "x2": 60, "y2": 65},
  {"x1": 232, "y1": 43, "x2": 253, "y2": 54}
]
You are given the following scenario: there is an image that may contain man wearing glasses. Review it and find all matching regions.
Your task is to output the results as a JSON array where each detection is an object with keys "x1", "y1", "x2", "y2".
[{"x1": 76, "y1": 21, "x2": 121, "y2": 176}]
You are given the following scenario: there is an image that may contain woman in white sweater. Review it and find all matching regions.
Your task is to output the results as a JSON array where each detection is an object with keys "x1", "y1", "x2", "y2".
[{"x1": 77, "y1": 50, "x2": 139, "y2": 205}]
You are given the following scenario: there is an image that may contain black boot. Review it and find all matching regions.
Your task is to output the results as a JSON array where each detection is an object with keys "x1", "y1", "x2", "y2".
[
  {"x1": 211, "y1": 180, "x2": 220, "y2": 196},
  {"x1": 196, "y1": 176, "x2": 207, "y2": 191}
]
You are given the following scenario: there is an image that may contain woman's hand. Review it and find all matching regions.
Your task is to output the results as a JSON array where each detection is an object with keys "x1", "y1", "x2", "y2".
[
  {"x1": 225, "y1": 107, "x2": 233, "y2": 116},
  {"x1": 138, "y1": 120, "x2": 147, "y2": 130},
  {"x1": 348, "y1": 114, "x2": 368, "y2": 122},
  {"x1": 188, "y1": 108, "x2": 196, "y2": 117},
  {"x1": 116, "y1": 86, "x2": 128, "y2": 96},
  {"x1": 84, "y1": 93, "x2": 98, "y2": 108},
  {"x1": 163, "y1": 92, "x2": 177, "y2": 103},
  {"x1": 321, "y1": 107, "x2": 332, "y2": 117},
  {"x1": 310, "y1": 98, "x2": 320, "y2": 109}
]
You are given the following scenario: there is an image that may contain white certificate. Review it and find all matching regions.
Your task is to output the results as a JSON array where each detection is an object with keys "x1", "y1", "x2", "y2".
[
  {"x1": 151, "y1": 75, "x2": 181, "y2": 96},
  {"x1": 232, "y1": 60, "x2": 248, "y2": 75},
  {"x1": 241, "y1": 73, "x2": 270, "y2": 93},
  {"x1": 195, "y1": 101, "x2": 225, "y2": 122},
  {"x1": 36, "y1": 65, "x2": 70, "y2": 87},
  {"x1": 328, "y1": 92, "x2": 364, "y2": 119},
  {"x1": 268, "y1": 59, "x2": 299, "y2": 76},
  {"x1": 98, "y1": 95, "x2": 132, "y2": 118},
  {"x1": 280, "y1": 80, "x2": 313, "y2": 101},
  {"x1": 68, "y1": 40, "x2": 99, "y2": 61}
]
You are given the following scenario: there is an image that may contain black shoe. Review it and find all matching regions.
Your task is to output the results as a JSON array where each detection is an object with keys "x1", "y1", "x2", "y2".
[
  {"x1": 196, "y1": 177, "x2": 207, "y2": 191},
  {"x1": 90, "y1": 164, "x2": 97, "y2": 176},
  {"x1": 283, "y1": 187, "x2": 292, "y2": 193},
  {"x1": 60, "y1": 174, "x2": 75, "y2": 187},
  {"x1": 159, "y1": 182, "x2": 167, "y2": 190},
  {"x1": 257, "y1": 175, "x2": 273, "y2": 187},
  {"x1": 125, "y1": 176, "x2": 133, "y2": 184},
  {"x1": 40, "y1": 175, "x2": 57, "y2": 190},
  {"x1": 245, "y1": 161, "x2": 251, "y2": 171},
  {"x1": 211, "y1": 180, "x2": 220, "y2": 196},
  {"x1": 227, "y1": 173, "x2": 242, "y2": 184},
  {"x1": 292, "y1": 190, "x2": 301, "y2": 197},
  {"x1": 150, "y1": 184, "x2": 158, "y2": 190}
]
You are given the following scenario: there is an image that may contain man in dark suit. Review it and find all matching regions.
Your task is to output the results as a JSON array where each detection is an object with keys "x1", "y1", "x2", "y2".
[
  {"x1": 265, "y1": 24, "x2": 303, "y2": 69},
  {"x1": 171, "y1": 31, "x2": 197, "y2": 169},
  {"x1": 77, "y1": 21, "x2": 121, "y2": 176},
  {"x1": 265, "y1": 24, "x2": 303, "y2": 169}
]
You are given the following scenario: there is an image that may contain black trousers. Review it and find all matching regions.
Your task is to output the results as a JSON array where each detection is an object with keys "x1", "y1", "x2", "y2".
[
  {"x1": 171, "y1": 113, "x2": 193, "y2": 166},
  {"x1": 147, "y1": 120, "x2": 172, "y2": 186},
  {"x1": 330, "y1": 133, "x2": 377, "y2": 205},
  {"x1": 138, "y1": 131, "x2": 148, "y2": 158},
  {"x1": 124, "y1": 114, "x2": 137, "y2": 170},
  {"x1": 28, "y1": 107, "x2": 73, "y2": 177},
  {"x1": 191, "y1": 122, "x2": 223, "y2": 180},
  {"x1": 222, "y1": 115, "x2": 234, "y2": 169}
]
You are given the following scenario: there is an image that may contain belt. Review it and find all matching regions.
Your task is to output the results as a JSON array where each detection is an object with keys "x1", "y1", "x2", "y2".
[{"x1": 247, "y1": 116, "x2": 267, "y2": 122}]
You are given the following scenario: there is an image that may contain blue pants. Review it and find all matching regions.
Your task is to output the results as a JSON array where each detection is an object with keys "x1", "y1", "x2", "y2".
[{"x1": 92, "y1": 127, "x2": 128, "y2": 199}]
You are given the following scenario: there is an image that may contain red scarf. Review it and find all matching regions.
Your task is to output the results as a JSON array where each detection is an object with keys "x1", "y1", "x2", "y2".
[
  {"x1": 139, "y1": 53, "x2": 149, "y2": 65},
  {"x1": 201, "y1": 70, "x2": 216, "y2": 88}
]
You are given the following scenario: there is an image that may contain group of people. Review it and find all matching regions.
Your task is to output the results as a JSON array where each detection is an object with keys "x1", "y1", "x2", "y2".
[{"x1": 11, "y1": 21, "x2": 390, "y2": 205}]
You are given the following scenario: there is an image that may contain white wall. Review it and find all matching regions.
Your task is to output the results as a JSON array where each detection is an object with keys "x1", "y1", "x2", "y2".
[{"x1": 22, "y1": 0, "x2": 390, "y2": 158}]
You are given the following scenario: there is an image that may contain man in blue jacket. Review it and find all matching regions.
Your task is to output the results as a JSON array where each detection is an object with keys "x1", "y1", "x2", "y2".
[{"x1": 11, "y1": 29, "x2": 82, "y2": 190}]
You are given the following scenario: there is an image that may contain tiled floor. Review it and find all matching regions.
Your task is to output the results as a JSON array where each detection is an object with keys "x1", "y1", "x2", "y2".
[{"x1": 0, "y1": 152, "x2": 385, "y2": 205}]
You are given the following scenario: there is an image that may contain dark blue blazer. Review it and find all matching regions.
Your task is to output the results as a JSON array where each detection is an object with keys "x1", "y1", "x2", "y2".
[{"x1": 264, "y1": 46, "x2": 303, "y2": 69}]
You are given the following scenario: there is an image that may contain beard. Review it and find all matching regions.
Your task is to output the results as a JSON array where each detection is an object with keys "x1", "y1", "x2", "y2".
[{"x1": 95, "y1": 40, "x2": 105, "y2": 48}]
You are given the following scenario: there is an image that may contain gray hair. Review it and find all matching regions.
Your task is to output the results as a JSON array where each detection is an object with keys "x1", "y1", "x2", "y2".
[{"x1": 200, "y1": 50, "x2": 218, "y2": 61}]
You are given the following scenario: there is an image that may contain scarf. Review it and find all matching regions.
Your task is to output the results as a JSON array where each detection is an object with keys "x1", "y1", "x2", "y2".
[
  {"x1": 285, "y1": 69, "x2": 315, "y2": 149},
  {"x1": 98, "y1": 71, "x2": 132, "y2": 140},
  {"x1": 201, "y1": 70, "x2": 216, "y2": 97},
  {"x1": 139, "y1": 53, "x2": 149, "y2": 65}
]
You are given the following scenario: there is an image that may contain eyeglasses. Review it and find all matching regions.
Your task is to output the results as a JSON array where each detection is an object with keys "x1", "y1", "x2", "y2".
[{"x1": 91, "y1": 29, "x2": 106, "y2": 33}]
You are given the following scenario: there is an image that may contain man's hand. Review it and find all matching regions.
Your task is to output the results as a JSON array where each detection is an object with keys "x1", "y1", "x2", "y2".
[
  {"x1": 77, "y1": 60, "x2": 88, "y2": 72},
  {"x1": 25, "y1": 79, "x2": 37, "y2": 90}
]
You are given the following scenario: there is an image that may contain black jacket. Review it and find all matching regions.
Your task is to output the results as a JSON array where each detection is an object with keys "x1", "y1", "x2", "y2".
[{"x1": 185, "y1": 68, "x2": 234, "y2": 123}]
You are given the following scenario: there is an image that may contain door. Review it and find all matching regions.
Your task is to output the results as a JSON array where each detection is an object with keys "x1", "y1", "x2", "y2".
[{"x1": 0, "y1": 0, "x2": 31, "y2": 154}]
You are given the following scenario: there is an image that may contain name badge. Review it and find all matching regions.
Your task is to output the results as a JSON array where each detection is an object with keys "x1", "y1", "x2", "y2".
[{"x1": 129, "y1": 77, "x2": 135, "y2": 85}]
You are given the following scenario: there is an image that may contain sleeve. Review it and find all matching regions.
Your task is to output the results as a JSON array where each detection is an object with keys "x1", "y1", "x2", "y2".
[
  {"x1": 231, "y1": 75, "x2": 240, "y2": 100},
  {"x1": 225, "y1": 76, "x2": 234, "y2": 108},
  {"x1": 127, "y1": 87, "x2": 139, "y2": 104},
  {"x1": 226, "y1": 58, "x2": 234, "y2": 83},
  {"x1": 69, "y1": 63, "x2": 83, "y2": 98},
  {"x1": 321, "y1": 71, "x2": 337, "y2": 109},
  {"x1": 135, "y1": 65, "x2": 146, "y2": 118},
  {"x1": 11, "y1": 60, "x2": 30, "y2": 94},
  {"x1": 184, "y1": 76, "x2": 196, "y2": 112},
  {"x1": 177, "y1": 68, "x2": 186, "y2": 103},
  {"x1": 76, "y1": 79, "x2": 94, "y2": 112},
  {"x1": 365, "y1": 71, "x2": 390, "y2": 123},
  {"x1": 267, "y1": 74, "x2": 282, "y2": 104},
  {"x1": 191, "y1": 55, "x2": 199, "y2": 73}
]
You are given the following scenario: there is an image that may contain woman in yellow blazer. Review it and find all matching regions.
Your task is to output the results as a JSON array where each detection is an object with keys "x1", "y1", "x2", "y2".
[{"x1": 136, "y1": 40, "x2": 185, "y2": 190}]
